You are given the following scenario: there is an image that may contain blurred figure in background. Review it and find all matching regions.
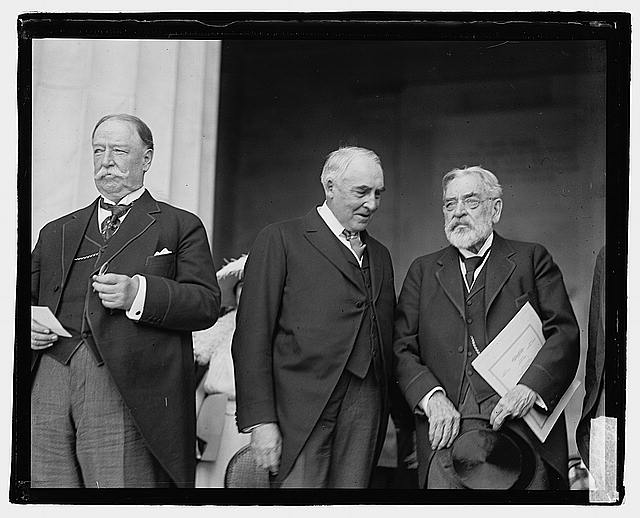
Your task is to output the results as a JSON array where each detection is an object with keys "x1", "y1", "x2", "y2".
[
  {"x1": 575, "y1": 246, "x2": 606, "y2": 471},
  {"x1": 193, "y1": 255, "x2": 249, "y2": 488}
]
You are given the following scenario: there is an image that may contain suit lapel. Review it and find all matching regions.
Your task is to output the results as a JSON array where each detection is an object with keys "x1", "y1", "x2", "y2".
[
  {"x1": 435, "y1": 246, "x2": 466, "y2": 319},
  {"x1": 363, "y1": 231, "x2": 384, "y2": 302},
  {"x1": 303, "y1": 210, "x2": 363, "y2": 291},
  {"x1": 93, "y1": 190, "x2": 160, "y2": 273},
  {"x1": 60, "y1": 201, "x2": 97, "y2": 299},
  {"x1": 484, "y1": 233, "x2": 516, "y2": 315}
]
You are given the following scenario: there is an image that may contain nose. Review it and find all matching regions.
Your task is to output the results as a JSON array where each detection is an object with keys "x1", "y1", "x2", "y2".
[
  {"x1": 452, "y1": 198, "x2": 467, "y2": 216},
  {"x1": 363, "y1": 192, "x2": 379, "y2": 212},
  {"x1": 101, "y1": 148, "x2": 115, "y2": 167}
]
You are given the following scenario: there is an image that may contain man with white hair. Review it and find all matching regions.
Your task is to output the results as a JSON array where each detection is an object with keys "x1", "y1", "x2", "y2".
[
  {"x1": 232, "y1": 146, "x2": 396, "y2": 488},
  {"x1": 394, "y1": 166, "x2": 579, "y2": 489}
]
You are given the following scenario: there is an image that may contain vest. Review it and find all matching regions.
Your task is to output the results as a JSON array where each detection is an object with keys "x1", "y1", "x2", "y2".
[
  {"x1": 339, "y1": 244, "x2": 382, "y2": 380},
  {"x1": 45, "y1": 207, "x2": 105, "y2": 365},
  {"x1": 458, "y1": 265, "x2": 496, "y2": 404}
]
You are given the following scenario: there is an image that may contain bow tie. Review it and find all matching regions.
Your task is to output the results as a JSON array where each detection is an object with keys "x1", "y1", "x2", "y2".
[{"x1": 100, "y1": 198, "x2": 132, "y2": 217}]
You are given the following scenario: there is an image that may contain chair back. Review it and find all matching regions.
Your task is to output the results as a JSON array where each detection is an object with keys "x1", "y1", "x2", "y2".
[{"x1": 224, "y1": 444, "x2": 271, "y2": 488}]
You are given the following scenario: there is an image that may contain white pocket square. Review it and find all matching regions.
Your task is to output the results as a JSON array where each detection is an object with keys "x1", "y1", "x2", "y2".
[{"x1": 154, "y1": 248, "x2": 172, "y2": 256}]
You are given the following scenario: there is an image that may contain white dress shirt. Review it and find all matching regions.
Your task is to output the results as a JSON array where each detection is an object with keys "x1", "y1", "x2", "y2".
[{"x1": 316, "y1": 202, "x2": 364, "y2": 266}]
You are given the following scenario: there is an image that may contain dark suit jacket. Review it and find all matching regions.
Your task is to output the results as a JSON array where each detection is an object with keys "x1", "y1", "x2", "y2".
[
  {"x1": 576, "y1": 246, "x2": 606, "y2": 468},
  {"x1": 232, "y1": 209, "x2": 396, "y2": 480},
  {"x1": 31, "y1": 190, "x2": 220, "y2": 487},
  {"x1": 393, "y1": 233, "x2": 580, "y2": 487}
]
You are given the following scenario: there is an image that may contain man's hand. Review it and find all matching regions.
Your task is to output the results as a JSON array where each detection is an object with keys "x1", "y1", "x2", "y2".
[
  {"x1": 490, "y1": 383, "x2": 538, "y2": 430},
  {"x1": 251, "y1": 423, "x2": 282, "y2": 475},
  {"x1": 423, "y1": 392, "x2": 461, "y2": 450},
  {"x1": 92, "y1": 273, "x2": 139, "y2": 310},
  {"x1": 31, "y1": 318, "x2": 58, "y2": 350}
]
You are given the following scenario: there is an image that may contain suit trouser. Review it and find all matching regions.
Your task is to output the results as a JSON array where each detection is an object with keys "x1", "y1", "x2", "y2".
[
  {"x1": 278, "y1": 364, "x2": 382, "y2": 488},
  {"x1": 426, "y1": 383, "x2": 551, "y2": 489},
  {"x1": 31, "y1": 343, "x2": 172, "y2": 488}
]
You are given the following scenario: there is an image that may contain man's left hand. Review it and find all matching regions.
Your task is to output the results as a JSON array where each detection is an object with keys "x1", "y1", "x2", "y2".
[
  {"x1": 92, "y1": 273, "x2": 139, "y2": 310},
  {"x1": 490, "y1": 384, "x2": 538, "y2": 431}
]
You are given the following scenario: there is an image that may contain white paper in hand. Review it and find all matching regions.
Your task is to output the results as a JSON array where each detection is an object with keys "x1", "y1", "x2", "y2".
[
  {"x1": 31, "y1": 306, "x2": 71, "y2": 337},
  {"x1": 471, "y1": 301, "x2": 580, "y2": 442},
  {"x1": 472, "y1": 302, "x2": 544, "y2": 395}
]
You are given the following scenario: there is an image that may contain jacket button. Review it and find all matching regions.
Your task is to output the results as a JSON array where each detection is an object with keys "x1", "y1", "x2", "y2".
[
  {"x1": 467, "y1": 351, "x2": 473, "y2": 357},
  {"x1": 457, "y1": 346, "x2": 463, "y2": 353},
  {"x1": 467, "y1": 369, "x2": 474, "y2": 376},
  {"x1": 466, "y1": 318, "x2": 473, "y2": 324},
  {"x1": 356, "y1": 301, "x2": 364, "y2": 308},
  {"x1": 53, "y1": 285, "x2": 60, "y2": 292},
  {"x1": 466, "y1": 299, "x2": 472, "y2": 306}
]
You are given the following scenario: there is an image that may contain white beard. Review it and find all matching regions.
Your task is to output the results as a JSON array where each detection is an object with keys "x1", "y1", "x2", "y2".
[{"x1": 445, "y1": 219, "x2": 492, "y2": 251}]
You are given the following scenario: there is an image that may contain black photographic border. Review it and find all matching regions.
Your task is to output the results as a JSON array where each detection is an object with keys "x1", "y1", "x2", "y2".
[{"x1": 13, "y1": 11, "x2": 630, "y2": 506}]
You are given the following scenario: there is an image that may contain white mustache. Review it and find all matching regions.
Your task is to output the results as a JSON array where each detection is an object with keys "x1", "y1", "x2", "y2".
[
  {"x1": 96, "y1": 166, "x2": 124, "y2": 178},
  {"x1": 448, "y1": 219, "x2": 470, "y2": 231}
]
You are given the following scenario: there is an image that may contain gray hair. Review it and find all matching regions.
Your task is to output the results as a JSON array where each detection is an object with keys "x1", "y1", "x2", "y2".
[
  {"x1": 320, "y1": 146, "x2": 382, "y2": 188},
  {"x1": 92, "y1": 113, "x2": 154, "y2": 150},
  {"x1": 442, "y1": 166, "x2": 503, "y2": 199}
]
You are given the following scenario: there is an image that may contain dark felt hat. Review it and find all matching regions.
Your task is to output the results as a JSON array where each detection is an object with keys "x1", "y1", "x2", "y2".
[{"x1": 431, "y1": 416, "x2": 536, "y2": 489}]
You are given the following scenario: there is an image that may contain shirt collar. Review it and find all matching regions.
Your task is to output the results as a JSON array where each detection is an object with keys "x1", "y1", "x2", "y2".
[
  {"x1": 457, "y1": 232, "x2": 494, "y2": 259},
  {"x1": 317, "y1": 201, "x2": 356, "y2": 239},
  {"x1": 101, "y1": 186, "x2": 146, "y2": 206}
]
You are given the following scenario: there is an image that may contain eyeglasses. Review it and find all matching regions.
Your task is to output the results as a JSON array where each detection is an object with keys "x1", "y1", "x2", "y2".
[{"x1": 443, "y1": 197, "x2": 496, "y2": 212}]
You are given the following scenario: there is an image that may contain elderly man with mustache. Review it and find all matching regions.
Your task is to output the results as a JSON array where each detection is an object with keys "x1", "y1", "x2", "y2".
[
  {"x1": 30, "y1": 114, "x2": 220, "y2": 488},
  {"x1": 394, "y1": 166, "x2": 579, "y2": 489}
]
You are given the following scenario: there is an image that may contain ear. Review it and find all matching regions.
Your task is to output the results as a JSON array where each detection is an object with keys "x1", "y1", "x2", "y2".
[
  {"x1": 491, "y1": 198, "x2": 503, "y2": 224},
  {"x1": 142, "y1": 149, "x2": 154, "y2": 172},
  {"x1": 324, "y1": 178, "x2": 335, "y2": 199}
]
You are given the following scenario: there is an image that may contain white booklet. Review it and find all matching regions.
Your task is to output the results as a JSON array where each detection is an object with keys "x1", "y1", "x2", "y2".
[
  {"x1": 471, "y1": 301, "x2": 580, "y2": 443},
  {"x1": 31, "y1": 306, "x2": 71, "y2": 337}
]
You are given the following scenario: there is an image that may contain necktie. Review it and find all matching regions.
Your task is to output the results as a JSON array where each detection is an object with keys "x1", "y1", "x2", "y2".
[
  {"x1": 342, "y1": 229, "x2": 366, "y2": 259},
  {"x1": 462, "y1": 251, "x2": 488, "y2": 290},
  {"x1": 100, "y1": 199, "x2": 132, "y2": 241}
]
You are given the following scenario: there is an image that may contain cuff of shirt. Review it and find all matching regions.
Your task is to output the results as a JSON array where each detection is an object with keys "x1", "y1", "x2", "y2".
[
  {"x1": 535, "y1": 393, "x2": 547, "y2": 411},
  {"x1": 242, "y1": 422, "x2": 275, "y2": 433},
  {"x1": 415, "y1": 386, "x2": 445, "y2": 415},
  {"x1": 125, "y1": 274, "x2": 146, "y2": 321}
]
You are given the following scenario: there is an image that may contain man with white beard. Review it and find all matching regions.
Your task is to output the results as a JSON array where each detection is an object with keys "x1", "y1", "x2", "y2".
[{"x1": 393, "y1": 166, "x2": 579, "y2": 490}]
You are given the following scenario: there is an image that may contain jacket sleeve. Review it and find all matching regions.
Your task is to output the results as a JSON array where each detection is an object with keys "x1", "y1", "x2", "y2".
[
  {"x1": 393, "y1": 258, "x2": 443, "y2": 411},
  {"x1": 518, "y1": 244, "x2": 580, "y2": 410},
  {"x1": 231, "y1": 225, "x2": 286, "y2": 431},
  {"x1": 139, "y1": 214, "x2": 220, "y2": 332}
]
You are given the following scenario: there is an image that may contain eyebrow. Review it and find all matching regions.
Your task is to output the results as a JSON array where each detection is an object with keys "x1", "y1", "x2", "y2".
[
  {"x1": 353, "y1": 185, "x2": 386, "y2": 192},
  {"x1": 444, "y1": 191, "x2": 479, "y2": 200}
]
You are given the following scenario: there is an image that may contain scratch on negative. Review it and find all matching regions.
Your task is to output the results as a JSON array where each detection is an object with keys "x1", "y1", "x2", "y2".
[
  {"x1": 485, "y1": 41, "x2": 511, "y2": 49},
  {"x1": 165, "y1": 397, "x2": 168, "y2": 407}
]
